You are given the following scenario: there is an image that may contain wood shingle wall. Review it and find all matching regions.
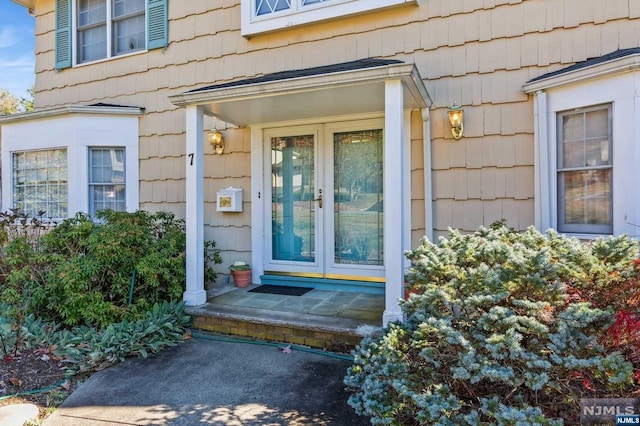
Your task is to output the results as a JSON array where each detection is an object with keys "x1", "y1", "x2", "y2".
[{"x1": 30, "y1": 0, "x2": 640, "y2": 263}]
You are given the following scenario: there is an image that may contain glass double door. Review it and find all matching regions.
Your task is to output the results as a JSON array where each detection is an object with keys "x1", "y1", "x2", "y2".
[{"x1": 264, "y1": 120, "x2": 384, "y2": 280}]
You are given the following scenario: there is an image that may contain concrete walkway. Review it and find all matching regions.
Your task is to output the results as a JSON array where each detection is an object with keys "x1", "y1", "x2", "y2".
[{"x1": 44, "y1": 334, "x2": 369, "y2": 425}]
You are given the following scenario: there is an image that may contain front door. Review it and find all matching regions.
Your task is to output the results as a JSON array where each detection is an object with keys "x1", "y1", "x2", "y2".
[{"x1": 263, "y1": 120, "x2": 384, "y2": 282}]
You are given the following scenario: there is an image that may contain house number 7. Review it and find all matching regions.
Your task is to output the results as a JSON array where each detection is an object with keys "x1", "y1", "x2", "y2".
[{"x1": 188, "y1": 153, "x2": 194, "y2": 165}]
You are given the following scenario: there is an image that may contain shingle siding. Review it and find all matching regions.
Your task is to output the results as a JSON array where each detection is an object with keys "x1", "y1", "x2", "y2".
[{"x1": 28, "y1": 0, "x2": 640, "y2": 241}]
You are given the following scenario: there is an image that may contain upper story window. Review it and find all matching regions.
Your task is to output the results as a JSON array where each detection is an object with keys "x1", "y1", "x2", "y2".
[
  {"x1": 242, "y1": 0, "x2": 418, "y2": 37},
  {"x1": 77, "y1": 0, "x2": 145, "y2": 63},
  {"x1": 55, "y1": 0, "x2": 167, "y2": 69},
  {"x1": 256, "y1": 0, "x2": 333, "y2": 16}
]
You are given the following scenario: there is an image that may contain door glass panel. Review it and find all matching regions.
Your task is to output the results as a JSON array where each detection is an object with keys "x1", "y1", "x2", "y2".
[
  {"x1": 271, "y1": 135, "x2": 315, "y2": 262},
  {"x1": 333, "y1": 129, "x2": 383, "y2": 266}
]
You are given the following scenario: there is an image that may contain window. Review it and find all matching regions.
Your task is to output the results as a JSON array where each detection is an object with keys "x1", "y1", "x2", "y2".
[
  {"x1": 523, "y1": 48, "x2": 640, "y2": 237},
  {"x1": 556, "y1": 105, "x2": 612, "y2": 234},
  {"x1": 55, "y1": 0, "x2": 167, "y2": 69},
  {"x1": 1, "y1": 106, "x2": 141, "y2": 220},
  {"x1": 12, "y1": 149, "x2": 68, "y2": 219},
  {"x1": 76, "y1": 0, "x2": 145, "y2": 63},
  {"x1": 89, "y1": 147, "x2": 126, "y2": 214},
  {"x1": 241, "y1": 0, "x2": 418, "y2": 37},
  {"x1": 256, "y1": 0, "x2": 333, "y2": 16}
]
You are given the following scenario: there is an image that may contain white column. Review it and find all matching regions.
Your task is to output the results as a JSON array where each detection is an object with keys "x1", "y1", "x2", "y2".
[
  {"x1": 403, "y1": 110, "x2": 411, "y2": 263},
  {"x1": 383, "y1": 79, "x2": 405, "y2": 326},
  {"x1": 250, "y1": 126, "x2": 264, "y2": 281},
  {"x1": 533, "y1": 91, "x2": 550, "y2": 231},
  {"x1": 183, "y1": 105, "x2": 206, "y2": 306},
  {"x1": 422, "y1": 108, "x2": 433, "y2": 242}
]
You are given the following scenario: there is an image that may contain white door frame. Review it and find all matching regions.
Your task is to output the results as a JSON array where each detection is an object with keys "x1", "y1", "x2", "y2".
[{"x1": 251, "y1": 100, "x2": 410, "y2": 325}]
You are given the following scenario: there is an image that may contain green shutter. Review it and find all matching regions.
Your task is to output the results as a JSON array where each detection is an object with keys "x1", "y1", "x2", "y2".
[
  {"x1": 54, "y1": 0, "x2": 72, "y2": 69},
  {"x1": 147, "y1": 0, "x2": 168, "y2": 50}
]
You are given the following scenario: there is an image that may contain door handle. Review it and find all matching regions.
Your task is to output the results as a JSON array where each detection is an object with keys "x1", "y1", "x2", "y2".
[{"x1": 313, "y1": 189, "x2": 323, "y2": 208}]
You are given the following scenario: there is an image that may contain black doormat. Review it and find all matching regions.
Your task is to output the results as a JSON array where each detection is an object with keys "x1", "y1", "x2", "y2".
[{"x1": 249, "y1": 284, "x2": 313, "y2": 296}]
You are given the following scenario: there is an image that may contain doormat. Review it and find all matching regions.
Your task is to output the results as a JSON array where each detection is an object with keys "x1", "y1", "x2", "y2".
[{"x1": 249, "y1": 285, "x2": 313, "y2": 296}]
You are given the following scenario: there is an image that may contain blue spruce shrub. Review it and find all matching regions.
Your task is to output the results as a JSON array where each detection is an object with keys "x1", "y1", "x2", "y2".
[{"x1": 345, "y1": 223, "x2": 635, "y2": 425}]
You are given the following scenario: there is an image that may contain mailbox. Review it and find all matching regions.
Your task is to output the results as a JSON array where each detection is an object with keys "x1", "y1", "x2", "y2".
[{"x1": 216, "y1": 187, "x2": 243, "y2": 212}]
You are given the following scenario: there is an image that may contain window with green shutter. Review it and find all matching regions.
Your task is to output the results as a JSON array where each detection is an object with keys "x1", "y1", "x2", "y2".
[{"x1": 54, "y1": 0, "x2": 167, "y2": 69}]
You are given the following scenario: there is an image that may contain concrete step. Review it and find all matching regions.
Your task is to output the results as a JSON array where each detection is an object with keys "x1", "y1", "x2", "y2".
[{"x1": 186, "y1": 303, "x2": 382, "y2": 353}]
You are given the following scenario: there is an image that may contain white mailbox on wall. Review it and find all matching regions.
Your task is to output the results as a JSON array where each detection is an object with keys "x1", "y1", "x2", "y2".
[{"x1": 216, "y1": 187, "x2": 243, "y2": 212}]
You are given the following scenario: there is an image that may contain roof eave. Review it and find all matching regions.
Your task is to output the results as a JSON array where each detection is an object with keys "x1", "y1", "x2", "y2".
[
  {"x1": 523, "y1": 53, "x2": 640, "y2": 93},
  {"x1": 170, "y1": 62, "x2": 432, "y2": 110},
  {"x1": 0, "y1": 105, "x2": 144, "y2": 125},
  {"x1": 10, "y1": 0, "x2": 35, "y2": 11}
]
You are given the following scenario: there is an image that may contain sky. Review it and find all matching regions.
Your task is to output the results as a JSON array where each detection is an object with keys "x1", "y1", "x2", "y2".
[{"x1": 0, "y1": 0, "x2": 35, "y2": 98}]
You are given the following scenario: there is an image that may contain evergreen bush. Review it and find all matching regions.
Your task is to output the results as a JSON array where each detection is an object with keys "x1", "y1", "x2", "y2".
[{"x1": 345, "y1": 223, "x2": 638, "y2": 425}]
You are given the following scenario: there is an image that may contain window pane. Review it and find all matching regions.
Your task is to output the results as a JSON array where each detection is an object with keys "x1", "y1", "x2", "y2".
[
  {"x1": 333, "y1": 129, "x2": 384, "y2": 266},
  {"x1": 562, "y1": 169, "x2": 611, "y2": 226},
  {"x1": 113, "y1": 14, "x2": 145, "y2": 54},
  {"x1": 585, "y1": 109, "x2": 608, "y2": 139},
  {"x1": 562, "y1": 141, "x2": 584, "y2": 168},
  {"x1": 78, "y1": 25, "x2": 107, "y2": 62},
  {"x1": 584, "y1": 139, "x2": 610, "y2": 167},
  {"x1": 113, "y1": 0, "x2": 144, "y2": 17},
  {"x1": 256, "y1": 0, "x2": 291, "y2": 16},
  {"x1": 271, "y1": 135, "x2": 315, "y2": 262},
  {"x1": 562, "y1": 114, "x2": 584, "y2": 142},
  {"x1": 12, "y1": 149, "x2": 68, "y2": 218},
  {"x1": 78, "y1": 0, "x2": 106, "y2": 26}
]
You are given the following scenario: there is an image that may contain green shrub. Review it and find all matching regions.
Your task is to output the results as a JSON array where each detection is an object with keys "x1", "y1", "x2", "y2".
[
  {"x1": 345, "y1": 223, "x2": 637, "y2": 425},
  {"x1": 0, "y1": 210, "x2": 221, "y2": 328}
]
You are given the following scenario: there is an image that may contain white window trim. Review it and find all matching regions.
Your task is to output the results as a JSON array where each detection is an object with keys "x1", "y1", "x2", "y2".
[
  {"x1": 1, "y1": 107, "x2": 140, "y2": 218},
  {"x1": 241, "y1": 0, "x2": 419, "y2": 37},
  {"x1": 524, "y1": 54, "x2": 640, "y2": 238},
  {"x1": 72, "y1": 0, "x2": 148, "y2": 66}
]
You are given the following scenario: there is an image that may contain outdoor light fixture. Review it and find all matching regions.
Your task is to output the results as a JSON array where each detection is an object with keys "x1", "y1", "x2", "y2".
[
  {"x1": 207, "y1": 129, "x2": 224, "y2": 154},
  {"x1": 448, "y1": 102, "x2": 464, "y2": 140}
]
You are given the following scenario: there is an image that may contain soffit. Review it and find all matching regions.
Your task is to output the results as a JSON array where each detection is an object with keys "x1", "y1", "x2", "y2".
[
  {"x1": 169, "y1": 59, "x2": 431, "y2": 126},
  {"x1": 10, "y1": 0, "x2": 34, "y2": 10}
]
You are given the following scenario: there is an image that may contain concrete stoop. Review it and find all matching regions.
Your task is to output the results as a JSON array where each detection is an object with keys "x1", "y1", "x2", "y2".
[{"x1": 186, "y1": 303, "x2": 381, "y2": 353}]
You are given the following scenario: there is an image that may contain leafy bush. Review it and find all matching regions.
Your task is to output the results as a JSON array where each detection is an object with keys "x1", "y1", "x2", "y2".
[
  {"x1": 345, "y1": 223, "x2": 638, "y2": 425},
  {"x1": 0, "y1": 210, "x2": 221, "y2": 328},
  {"x1": 0, "y1": 210, "x2": 54, "y2": 355},
  {"x1": 0, "y1": 300, "x2": 190, "y2": 372}
]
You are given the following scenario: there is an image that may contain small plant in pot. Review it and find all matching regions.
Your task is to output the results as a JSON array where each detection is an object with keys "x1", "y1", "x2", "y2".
[{"x1": 230, "y1": 261, "x2": 252, "y2": 288}]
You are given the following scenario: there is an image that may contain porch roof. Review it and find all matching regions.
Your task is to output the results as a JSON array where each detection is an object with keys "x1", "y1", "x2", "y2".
[{"x1": 169, "y1": 58, "x2": 431, "y2": 126}]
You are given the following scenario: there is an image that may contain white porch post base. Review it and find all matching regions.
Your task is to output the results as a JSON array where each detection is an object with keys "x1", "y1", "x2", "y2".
[
  {"x1": 183, "y1": 290, "x2": 207, "y2": 306},
  {"x1": 383, "y1": 310, "x2": 405, "y2": 327}
]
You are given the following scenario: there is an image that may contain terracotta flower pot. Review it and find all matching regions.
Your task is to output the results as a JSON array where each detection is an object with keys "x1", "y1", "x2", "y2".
[{"x1": 231, "y1": 269, "x2": 252, "y2": 288}]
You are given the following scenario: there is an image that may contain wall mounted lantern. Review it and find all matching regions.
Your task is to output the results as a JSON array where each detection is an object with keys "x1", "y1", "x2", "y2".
[
  {"x1": 207, "y1": 129, "x2": 224, "y2": 154},
  {"x1": 448, "y1": 102, "x2": 464, "y2": 140}
]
